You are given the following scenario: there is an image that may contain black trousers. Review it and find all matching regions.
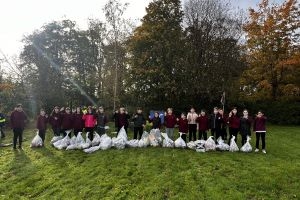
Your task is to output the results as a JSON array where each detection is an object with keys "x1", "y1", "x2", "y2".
[
  {"x1": 74, "y1": 129, "x2": 83, "y2": 137},
  {"x1": 211, "y1": 128, "x2": 222, "y2": 141},
  {"x1": 181, "y1": 133, "x2": 187, "y2": 143},
  {"x1": 188, "y1": 124, "x2": 197, "y2": 141},
  {"x1": 62, "y1": 129, "x2": 72, "y2": 138},
  {"x1": 228, "y1": 127, "x2": 239, "y2": 144},
  {"x1": 13, "y1": 128, "x2": 23, "y2": 148},
  {"x1": 85, "y1": 127, "x2": 94, "y2": 141},
  {"x1": 96, "y1": 126, "x2": 106, "y2": 135},
  {"x1": 256, "y1": 132, "x2": 266, "y2": 149},
  {"x1": 38, "y1": 129, "x2": 46, "y2": 143},
  {"x1": 0, "y1": 125, "x2": 5, "y2": 138},
  {"x1": 198, "y1": 130, "x2": 207, "y2": 140},
  {"x1": 134, "y1": 127, "x2": 143, "y2": 139},
  {"x1": 52, "y1": 127, "x2": 60, "y2": 136},
  {"x1": 221, "y1": 127, "x2": 227, "y2": 140}
]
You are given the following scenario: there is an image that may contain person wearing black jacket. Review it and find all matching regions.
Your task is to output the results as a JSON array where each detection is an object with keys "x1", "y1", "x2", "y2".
[
  {"x1": 149, "y1": 111, "x2": 161, "y2": 129},
  {"x1": 240, "y1": 109, "x2": 252, "y2": 146},
  {"x1": 210, "y1": 107, "x2": 222, "y2": 141},
  {"x1": 132, "y1": 108, "x2": 146, "y2": 139}
]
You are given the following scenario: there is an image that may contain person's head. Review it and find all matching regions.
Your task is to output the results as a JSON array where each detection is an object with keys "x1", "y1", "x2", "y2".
[
  {"x1": 190, "y1": 107, "x2": 195, "y2": 113},
  {"x1": 98, "y1": 106, "x2": 104, "y2": 113},
  {"x1": 232, "y1": 107, "x2": 237, "y2": 115},
  {"x1": 181, "y1": 112, "x2": 186, "y2": 119},
  {"x1": 40, "y1": 109, "x2": 45, "y2": 116},
  {"x1": 137, "y1": 107, "x2": 142, "y2": 114},
  {"x1": 54, "y1": 106, "x2": 59, "y2": 113},
  {"x1": 65, "y1": 107, "x2": 71, "y2": 114},
  {"x1": 120, "y1": 107, "x2": 125, "y2": 114},
  {"x1": 167, "y1": 108, "x2": 173, "y2": 115},
  {"x1": 76, "y1": 107, "x2": 81, "y2": 114},
  {"x1": 87, "y1": 106, "x2": 93, "y2": 114},
  {"x1": 16, "y1": 104, "x2": 22, "y2": 112},
  {"x1": 219, "y1": 108, "x2": 224, "y2": 115},
  {"x1": 243, "y1": 109, "x2": 248, "y2": 117},
  {"x1": 200, "y1": 109, "x2": 206, "y2": 116},
  {"x1": 154, "y1": 111, "x2": 159, "y2": 118},
  {"x1": 257, "y1": 110, "x2": 263, "y2": 118},
  {"x1": 213, "y1": 107, "x2": 218, "y2": 114}
]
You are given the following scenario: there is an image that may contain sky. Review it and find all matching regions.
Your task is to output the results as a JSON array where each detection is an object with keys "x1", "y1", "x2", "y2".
[{"x1": 0, "y1": 0, "x2": 285, "y2": 59}]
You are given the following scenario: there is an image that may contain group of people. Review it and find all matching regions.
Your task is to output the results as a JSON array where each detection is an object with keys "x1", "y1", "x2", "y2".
[{"x1": 7, "y1": 104, "x2": 267, "y2": 153}]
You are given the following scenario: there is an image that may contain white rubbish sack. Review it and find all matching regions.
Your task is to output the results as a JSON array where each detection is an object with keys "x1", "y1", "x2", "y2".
[
  {"x1": 204, "y1": 136, "x2": 216, "y2": 151},
  {"x1": 138, "y1": 131, "x2": 150, "y2": 148},
  {"x1": 216, "y1": 137, "x2": 230, "y2": 151},
  {"x1": 99, "y1": 134, "x2": 112, "y2": 150},
  {"x1": 149, "y1": 130, "x2": 159, "y2": 147},
  {"x1": 53, "y1": 133, "x2": 71, "y2": 150},
  {"x1": 229, "y1": 136, "x2": 239, "y2": 152},
  {"x1": 241, "y1": 136, "x2": 252, "y2": 153},
  {"x1": 30, "y1": 132, "x2": 43, "y2": 147},
  {"x1": 50, "y1": 136, "x2": 63, "y2": 144},
  {"x1": 91, "y1": 133, "x2": 101, "y2": 146},
  {"x1": 81, "y1": 132, "x2": 92, "y2": 149},
  {"x1": 112, "y1": 127, "x2": 128, "y2": 149},
  {"x1": 126, "y1": 139, "x2": 139, "y2": 148},
  {"x1": 84, "y1": 145, "x2": 101, "y2": 153},
  {"x1": 161, "y1": 132, "x2": 174, "y2": 148},
  {"x1": 174, "y1": 133, "x2": 186, "y2": 148},
  {"x1": 187, "y1": 141, "x2": 196, "y2": 149}
]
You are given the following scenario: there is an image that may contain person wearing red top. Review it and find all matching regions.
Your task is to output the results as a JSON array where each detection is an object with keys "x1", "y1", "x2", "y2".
[
  {"x1": 49, "y1": 106, "x2": 62, "y2": 136},
  {"x1": 196, "y1": 110, "x2": 209, "y2": 140},
  {"x1": 253, "y1": 111, "x2": 267, "y2": 154},
  {"x1": 10, "y1": 104, "x2": 27, "y2": 149},
  {"x1": 164, "y1": 108, "x2": 177, "y2": 140},
  {"x1": 36, "y1": 109, "x2": 48, "y2": 143},
  {"x1": 73, "y1": 107, "x2": 84, "y2": 137},
  {"x1": 228, "y1": 107, "x2": 240, "y2": 143},
  {"x1": 82, "y1": 106, "x2": 97, "y2": 140},
  {"x1": 177, "y1": 113, "x2": 188, "y2": 142},
  {"x1": 60, "y1": 107, "x2": 74, "y2": 137}
]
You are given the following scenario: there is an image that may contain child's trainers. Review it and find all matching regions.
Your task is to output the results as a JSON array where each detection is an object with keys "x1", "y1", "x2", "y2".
[
  {"x1": 262, "y1": 149, "x2": 266, "y2": 154},
  {"x1": 255, "y1": 148, "x2": 259, "y2": 152}
]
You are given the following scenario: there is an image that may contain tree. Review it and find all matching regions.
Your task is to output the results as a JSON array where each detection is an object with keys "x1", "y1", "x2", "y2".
[
  {"x1": 127, "y1": 0, "x2": 185, "y2": 109},
  {"x1": 241, "y1": 0, "x2": 300, "y2": 101}
]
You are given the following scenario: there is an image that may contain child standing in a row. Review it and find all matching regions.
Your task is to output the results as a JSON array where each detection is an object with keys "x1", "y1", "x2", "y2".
[
  {"x1": 254, "y1": 111, "x2": 267, "y2": 153},
  {"x1": 36, "y1": 109, "x2": 48, "y2": 144},
  {"x1": 132, "y1": 108, "x2": 146, "y2": 139},
  {"x1": 177, "y1": 112, "x2": 188, "y2": 142},
  {"x1": 187, "y1": 107, "x2": 198, "y2": 142},
  {"x1": 196, "y1": 110, "x2": 209, "y2": 140},
  {"x1": 164, "y1": 108, "x2": 177, "y2": 140}
]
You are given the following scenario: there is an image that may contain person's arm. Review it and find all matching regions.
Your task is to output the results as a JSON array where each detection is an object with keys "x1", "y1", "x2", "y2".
[
  {"x1": 253, "y1": 118, "x2": 256, "y2": 132},
  {"x1": 10, "y1": 112, "x2": 14, "y2": 129}
]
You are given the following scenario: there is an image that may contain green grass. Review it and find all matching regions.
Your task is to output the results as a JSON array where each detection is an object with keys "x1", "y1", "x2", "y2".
[{"x1": 0, "y1": 125, "x2": 299, "y2": 200}]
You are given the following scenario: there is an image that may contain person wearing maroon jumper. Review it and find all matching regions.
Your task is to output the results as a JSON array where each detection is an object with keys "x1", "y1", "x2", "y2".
[
  {"x1": 164, "y1": 108, "x2": 177, "y2": 140},
  {"x1": 73, "y1": 107, "x2": 84, "y2": 137},
  {"x1": 228, "y1": 107, "x2": 240, "y2": 143},
  {"x1": 196, "y1": 110, "x2": 209, "y2": 140},
  {"x1": 176, "y1": 112, "x2": 188, "y2": 142},
  {"x1": 254, "y1": 111, "x2": 267, "y2": 154},
  {"x1": 49, "y1": 106, "x2": 62, "y2": 136},
  {"x1": 60, "y1": 107, "x2": 74, "y2": 137},
  {"x1": 36, "y1": 108, "x2": 48, "y2": 144},
  {"x1": 113, "y1": 107, "x2": 130, "y2": 134},
  {"x1": 10, "y1": 104, "x2": 27, "y2": 150}
]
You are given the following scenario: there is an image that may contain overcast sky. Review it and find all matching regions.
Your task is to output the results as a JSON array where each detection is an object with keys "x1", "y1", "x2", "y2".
[{"x1": 0, "y1": 0, "x2": 285, "y2": 58}]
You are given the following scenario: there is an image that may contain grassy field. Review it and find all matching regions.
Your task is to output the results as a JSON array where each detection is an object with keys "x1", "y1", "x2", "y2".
[{"x1": 0, "y1": 124, "x2": 299, "y2": 200}]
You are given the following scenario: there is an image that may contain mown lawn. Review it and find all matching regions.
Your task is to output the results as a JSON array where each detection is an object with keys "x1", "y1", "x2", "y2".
[{"x1": 0, "y1": 125, "x2": 299, "y2": 200}]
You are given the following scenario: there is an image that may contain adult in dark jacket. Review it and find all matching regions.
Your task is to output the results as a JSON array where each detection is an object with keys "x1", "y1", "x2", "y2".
[
  {"x1": 149, "y1": 112, "x2": 161, "y2": 129},
  {"x1": 209, "y1": 107, "x2": 222, "y2": 141},
  {"x1": 36, "y1": 109, "x2": 48, "y2": 143},
  {"x1": 10, "y1": 104, "x2": 27, "y2": 149},
  {"x1": 240, "y1": 109, "x2": 252, "y2": 146},
  {"x1": 49, "y1": 106, "x2": 62, "y2": 136},
  {"x1": 132, "y1": 108, "x2": 146, "y2": 139},
  {"x1": 96, "y1": 106, "x2": 108, "y2": 135},
  {"x1": 114, "y1": 107, "x2": 130, "y2": 133},
  {"x1": 73, "y1": 107, "x2": 84, "y2": 137}
]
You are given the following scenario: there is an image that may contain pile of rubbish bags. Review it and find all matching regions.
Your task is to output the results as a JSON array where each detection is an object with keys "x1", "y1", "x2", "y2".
[{"x1": 45, "y1": 127, "x2": 253, "y2": 154}]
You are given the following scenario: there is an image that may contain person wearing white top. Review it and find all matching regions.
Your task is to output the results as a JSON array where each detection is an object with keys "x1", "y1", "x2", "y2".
[{"x1": 187, "y1": 107, "x2": 198, "y2": 141}]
